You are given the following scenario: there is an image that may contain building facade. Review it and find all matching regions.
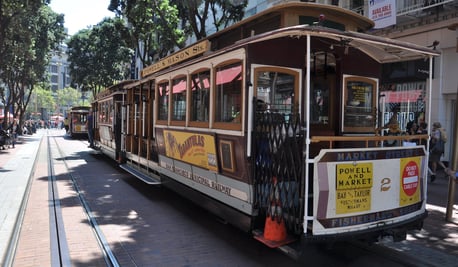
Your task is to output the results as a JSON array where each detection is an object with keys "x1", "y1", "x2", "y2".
[
  {"x1": 362, "y1": 0, "x2": 457, "y2": 164},
  {"x1": 49, "y1": 44, "x2": 72, "y2": 93},
  {"x1": 48, "y1": 43, "x2": 73, "y2": 118},
  {"x1": 245, "y1": 0, "x2": 457, "y2": 163}
]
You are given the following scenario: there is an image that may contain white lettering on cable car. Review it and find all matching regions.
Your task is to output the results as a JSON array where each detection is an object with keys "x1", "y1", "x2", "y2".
[{"x1": 162, "y1": 160, "x2": 248, "y2": 201}]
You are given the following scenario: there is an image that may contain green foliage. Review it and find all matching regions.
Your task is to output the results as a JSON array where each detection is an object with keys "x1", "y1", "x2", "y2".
[
  {"x1": 56, "y1": 87, "x2": 82, "y2": 108},
  {"x1": 32, "y1": 85, "x2": 56, "y2": 111},
  {"x1": 67, "y1": 17, "x2": 134, "y2": 98},
  {"x1": 111, "y1": 0, "x2": 185, "y2": 66},
  {"x1": 0, "y1": 0, "x2": 65, "y2": 122},
  {"x1": 108, "y1": 0, "x2": 247, "y2": 66},
  {"x1": 176, "y1": 0, "x2": 248, "y2": 39}
]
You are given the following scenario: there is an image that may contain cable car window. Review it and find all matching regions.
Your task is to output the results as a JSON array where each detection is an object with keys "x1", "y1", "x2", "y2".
[
  {"x1": 157, "y1": 81, "x2": 170, "y2": 122},
  {"x1": 108, "y1": 102, "x2": 113, "y2": 124},
  {"x1": 255, "y1": 69, "x2": 297, "y2": 121},
  {"x1": 311, "y1": 52, "x2": 335, "y2": 125},
  {"x1": 215, "y1": 62, "x2": 242, "y2": 123},
  {"x1": 72, "y1": 113, "x2": 87, "y2": 124},
  {"x1": 172, "y1": 76, "x2": 187, "y2": 121},
  {"x1": 342, "y1": 75, "x2": 377, "y2": 133},
  {"x1": 190, "y1": 70, "x2": 210, "y2": 123},
  {"x1": 99, "y1": 101, "x2": 113, "y2": 124},
  {"x1": 99, "y1": 102, "x2": 106, "y2": 123}
]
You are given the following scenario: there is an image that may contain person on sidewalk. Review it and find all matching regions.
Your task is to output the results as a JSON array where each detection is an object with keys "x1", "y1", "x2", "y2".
[
  {"x1": 63, "y1": 116, "x2": 69, "y2": 133},
  {"x1": 86, "y1": 109, "x2": 95, "y2": 148},
  {"x1": 429, "y1": 122, "x2": 447, "y2": 182},
  {"x1": 7, "y1": 119, "x2": 18, "y2": 148}
]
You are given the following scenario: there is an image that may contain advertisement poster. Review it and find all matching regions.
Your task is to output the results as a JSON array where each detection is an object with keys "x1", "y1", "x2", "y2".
[
  {"x1": 335, "y1": 162, "x2": 373, "y2": 214},
  {"x1": 369, "y1": 0, "x2": 396, "y2": 29},
  {"x1": 312, "y1": 147, "x2": 426, "y2": 234},
  {"x1": 163, "y1": 130, "x2": 218, "y2": 172}
]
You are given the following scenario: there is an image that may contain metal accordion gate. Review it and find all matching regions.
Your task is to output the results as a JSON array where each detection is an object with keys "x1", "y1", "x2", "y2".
[{"x1": 252, "y1": 109, "x2": 305, "y2": 235}]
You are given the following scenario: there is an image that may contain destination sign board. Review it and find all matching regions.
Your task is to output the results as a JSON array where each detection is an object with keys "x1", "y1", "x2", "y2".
[{"x1": 141, "y1": 40, "x2": 210, "y2": 77}]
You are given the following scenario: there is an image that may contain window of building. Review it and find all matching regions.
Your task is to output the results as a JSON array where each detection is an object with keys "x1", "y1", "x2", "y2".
[
  {"x1": 214, "y1": 62, "x2": 242, "y2": 126},
  {"x1": 190, "y1": 69, "x2": 210, "y2": 125},
  {"x1": 171, "y1": 76, "x2": 187, "y2": 122},
  {"x1": 157, "y1": 81, "x2": 170, "y2": 122},
  {"x1": 50, "y1": 64, "x2": 58, "y2": 73}
]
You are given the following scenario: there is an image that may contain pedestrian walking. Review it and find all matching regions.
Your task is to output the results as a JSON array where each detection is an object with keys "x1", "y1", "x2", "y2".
[
  {"x1": 63, "y1": 116, "x2": 69, "y2": 133},
  {"x1": 429, "y1": 122, "x2": 447, "y2": 182}
]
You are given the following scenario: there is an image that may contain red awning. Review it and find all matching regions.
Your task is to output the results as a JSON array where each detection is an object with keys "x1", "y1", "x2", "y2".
[
  {"x1": 192, "y1": 78, "x2": 210, "y2": 90},
  {"x1": 173, "y1": 79, "x2": 187, "y2": 93},
  {"x1": 216, "y1": 65, "x2": 242, "y2": 85}
]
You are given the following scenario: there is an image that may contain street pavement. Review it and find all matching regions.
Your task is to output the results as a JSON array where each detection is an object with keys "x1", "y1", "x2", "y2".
[{"x1": 0, "y1": 128, "x2": 457, "y2": 266}]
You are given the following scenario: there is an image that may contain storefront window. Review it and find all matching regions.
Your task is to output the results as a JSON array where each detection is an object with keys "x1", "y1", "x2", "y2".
[{"x1": 379, "y1": 82, "x2": 426, "y2": 133}]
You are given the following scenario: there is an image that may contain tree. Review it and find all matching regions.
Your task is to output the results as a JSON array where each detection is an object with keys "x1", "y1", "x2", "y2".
[
  {"x1": 0, "y1": 0, "x2": 47, "y2": 63},
  {"x1": 26, "y1": 85, "x2": 56, "y2": 119},
  {"x1": 110, "y1": 0, "x2": 185, "y2": 67},
  {"x1": 175, "y1": 0, "x2": 247, "y2": 40},
  {"x1": 108, "y1": 0, "x2": 247, "y2": 66},
  {"x1": 0, "y1": 1, "x2": 65, "y2": 125},
  {"x1": 56, "y1": 87, "x2": 82, "y2": 110},
  {"x1": 67, "y1": 17, "x2": 134, "y2": 99}
]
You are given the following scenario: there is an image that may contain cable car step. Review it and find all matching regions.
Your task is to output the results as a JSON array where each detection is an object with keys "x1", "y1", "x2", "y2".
[{"x1": 119, "y1": 164, "x2": 162, "y2": 185}]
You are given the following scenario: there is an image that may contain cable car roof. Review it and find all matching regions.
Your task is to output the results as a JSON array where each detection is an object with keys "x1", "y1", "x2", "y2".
[{"x1": 239, "y1": 24, "x2": 440, "y2": 63}]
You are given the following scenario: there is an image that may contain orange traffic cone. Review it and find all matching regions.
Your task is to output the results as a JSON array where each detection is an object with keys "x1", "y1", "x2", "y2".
[
  {"x1": 263, "y1": 210, "x2": 287, "y2": 242},
  {"x1": 254, "y1": 176, "x2": 295, "y2": 247},
  {"x1": 254, "y1": 201, "x2": 294, "y2": 248}
]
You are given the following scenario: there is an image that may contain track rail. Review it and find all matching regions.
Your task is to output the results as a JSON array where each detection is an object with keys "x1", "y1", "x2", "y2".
[
  {"x1": 47, "y1": 135, "x2": 72, "y2": 267},
  {"x1": 48, "y1": 135, "x2": 120, "y2": 267}
]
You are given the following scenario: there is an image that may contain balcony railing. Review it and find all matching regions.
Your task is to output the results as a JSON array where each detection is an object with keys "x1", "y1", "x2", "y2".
[{"x1": 397, "y1": 0, "x2": 457, "y2": 16}]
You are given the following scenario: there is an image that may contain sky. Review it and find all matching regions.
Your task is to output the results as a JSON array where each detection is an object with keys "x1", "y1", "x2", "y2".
[{"x1": 49, "y1": 0, "x2": 115, "y2": 36}]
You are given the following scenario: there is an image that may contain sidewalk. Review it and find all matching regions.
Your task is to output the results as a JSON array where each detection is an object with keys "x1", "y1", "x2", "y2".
[
  {"x1": 382, "y1": 167, "x2": 458, "y2": 266},
  {"x1": 0, "y1": 131, "x2": 43, "y2": 266}
]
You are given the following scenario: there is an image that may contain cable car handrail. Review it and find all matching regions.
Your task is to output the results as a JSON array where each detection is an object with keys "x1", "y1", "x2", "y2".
[{"x1": 310, "y1": 134, "x2": 429, "y2": 148}]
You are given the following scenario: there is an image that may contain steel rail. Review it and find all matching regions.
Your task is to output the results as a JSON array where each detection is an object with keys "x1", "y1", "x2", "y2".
[
  {"x1": 47, "y1": 135, "x2": 72, "y2": 267},
  {"x1": 51, "y1": 136, "x2": 120, "y2": 267}
]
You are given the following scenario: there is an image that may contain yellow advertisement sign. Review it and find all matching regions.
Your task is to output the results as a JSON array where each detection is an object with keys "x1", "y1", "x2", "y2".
[
  {"x1": 399, "y1": 157, "x2": 421, "y2": 206},
  {"x1": 336, "y1": 189, "x2": 372, "y2": 214},
  {"x1": 336, "y1": 163, "x2": 373, "y2": 190},
  {"x1": 163, "y1": 130, "x2": 218, "y2": 172},
  {"x1": 336, "y1": 163, "x2": 373, "y2": 214}
]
